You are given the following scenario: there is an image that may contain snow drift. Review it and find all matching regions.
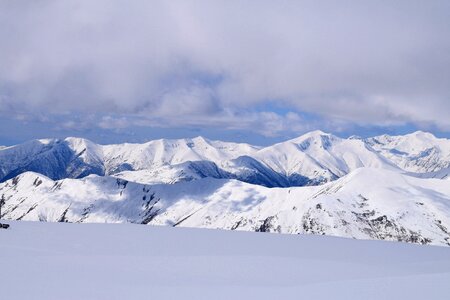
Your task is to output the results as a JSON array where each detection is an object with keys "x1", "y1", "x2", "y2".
[{"x1": 1, "y1": 221, "x2": 449, "y2": 300}]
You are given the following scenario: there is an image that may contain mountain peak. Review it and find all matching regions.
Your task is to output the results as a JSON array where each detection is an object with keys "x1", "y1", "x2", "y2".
[
  {"x1": 64, "y1": 136, "x2": 94, "y2": 144},
  {"x1": 191, "y1": 136, "x2": 210, "y2": 144},
  {"x1": 303, "y1": 130, "x2": 329, "y2": 137},
  {"x1": 287, "y1": 130, "x2": 339, "y2": 144},
  {"x1": 407, "y1": 131, "x2": 437, "y2": 139},
  {"x1": 64, "y1": 137, "x2": 101, "y2": 154}
]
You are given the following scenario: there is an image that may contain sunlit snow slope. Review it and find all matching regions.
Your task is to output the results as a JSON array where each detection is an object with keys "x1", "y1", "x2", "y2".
[
  {"x1": 0, "y1": 221, "x2": 449, "y2": 300},
  {"x1": 1, "y1": 168, "x2": 449, "y2": 246}
]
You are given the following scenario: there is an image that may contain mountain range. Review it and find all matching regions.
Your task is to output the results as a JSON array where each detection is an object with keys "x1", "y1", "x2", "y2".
[{"x1": 1, "y1": 131, "x2": 450, "y2": 246}]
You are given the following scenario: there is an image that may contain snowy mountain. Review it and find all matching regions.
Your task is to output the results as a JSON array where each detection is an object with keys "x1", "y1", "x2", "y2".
[
  {"x1": 0, "y1": 136, "x2": 273, "y2": 185},
  {"x1": 3, "y1": 130, "x2": 445, "y2": 187},
  {"x1": 1, "y1": 131, "x2": 450, "y2": 246},
  {"x1": 0, "y1": 138, "x2": 105, "y2": 182},
  {"x1": 254, "y1": 130, "x2": 400, "y2": 185},
  {"x1": 1, "y1": 168, "x2": 449, "y2": 246},
  {"x1": 365, "y1": 131, "x2": 450, "y2": 173}
]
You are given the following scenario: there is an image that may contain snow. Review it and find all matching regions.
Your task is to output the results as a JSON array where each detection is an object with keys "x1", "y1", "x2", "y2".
[
  {"x1": 2, "y1": 167, "x2": 450, "y2": 246},
  {"x1": 101, "y1": 136, "x2": 260, "y2": 172},
  {"x1": 1, "y1": 131, "x2": 450, "y2": 298},
  {"x1": 1, "y1": 131, "x2": 449, "y2": 187},
  {"x1": 366, "y1": 131, "x2": 450, "y2": 173},
  {"x1": 0, "y1": 221, "x2": 449, "y2": 300},
  {"x1": 255, "y1": 131, "x2": 399, "y2": 181},
  {"x1": 1, "y1": 131, "x2": 450, "y2": 246}
]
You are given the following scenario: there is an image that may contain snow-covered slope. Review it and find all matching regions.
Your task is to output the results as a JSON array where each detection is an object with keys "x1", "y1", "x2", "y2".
[
  {"x1": 101, "y1": 136, "x2": 260, "y2": 174},
  {"x1": 0, "y1": 138, "x2": 105, "y2": 182},
  {"x1": 113, "y1": 160, "x2": 228, "y2": 185},
  {"x1": 255, "y1": 130, "x2": 400, "y2": 185},
  {"x1": 365, "y1": 131, "x2": 450, "y2": 173},
  {"x1": 1, "y1": 221, "x2": 450, "y2": 300},
  {"x1": 408, "y1": 166, "x2": 450, "y2": 180},
  {"x1": 2, "y1": 168, "x2": 449, "y2": 246},
  {"x1": 0, "y1": 136, "x2": 276, "y2": 185}
]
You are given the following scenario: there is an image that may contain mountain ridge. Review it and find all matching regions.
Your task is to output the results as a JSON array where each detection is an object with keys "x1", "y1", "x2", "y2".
[
  {"x1": 1, "y1": 131, "x2": 448, "y2": 187},
  {"x1": 1, "y1": 130, "x2": 450, "y2": 246},
  {"x1": 1, "y1": 167, "x2": 449, "y2": 246}
]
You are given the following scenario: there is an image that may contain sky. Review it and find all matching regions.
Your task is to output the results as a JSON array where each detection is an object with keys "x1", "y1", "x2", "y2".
[{"x1": 1, "y1": 0, "x2": 450, "y2": 146}]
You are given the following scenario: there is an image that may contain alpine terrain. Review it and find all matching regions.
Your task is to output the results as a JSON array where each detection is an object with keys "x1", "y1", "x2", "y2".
[{"x1": 1, "y1": 131, "x2": 450, "y2": 246}]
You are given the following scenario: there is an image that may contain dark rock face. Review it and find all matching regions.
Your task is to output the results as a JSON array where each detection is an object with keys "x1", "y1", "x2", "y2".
[
  {"x1": 256, "y1": 216, "x2": 280, "y2": 233},
  {"x1": 364, "y1": 215, "x2": 431, "y2": 245}
]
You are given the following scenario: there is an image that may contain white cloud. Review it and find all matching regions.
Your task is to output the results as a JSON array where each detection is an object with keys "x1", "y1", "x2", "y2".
[{"x1": 1, "y1": 0, "x2": 449, "y2": 134}]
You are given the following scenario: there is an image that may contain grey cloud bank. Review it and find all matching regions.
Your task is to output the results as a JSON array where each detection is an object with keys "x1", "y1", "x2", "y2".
[{"x1": 1, "y1": 0, "x2": 450, "y2": 137}]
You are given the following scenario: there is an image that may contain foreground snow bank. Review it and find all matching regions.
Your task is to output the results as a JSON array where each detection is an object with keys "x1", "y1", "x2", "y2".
[{"x1": 1, "y1": 221, "x2": 450, "y2": 300}]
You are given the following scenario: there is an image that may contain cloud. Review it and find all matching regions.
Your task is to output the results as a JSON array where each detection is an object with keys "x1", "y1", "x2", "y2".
[
  {"x1": 1, "y1": 0, "x2": 450, "y2": 136},
  {"x1": 97, "y1": 110, "x2": 308, "y2": 138}
]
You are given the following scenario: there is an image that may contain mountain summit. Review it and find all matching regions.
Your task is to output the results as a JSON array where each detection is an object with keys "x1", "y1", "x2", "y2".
[{"x1": 1, "y1": 131, "x2": 448, "y2": 186}]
